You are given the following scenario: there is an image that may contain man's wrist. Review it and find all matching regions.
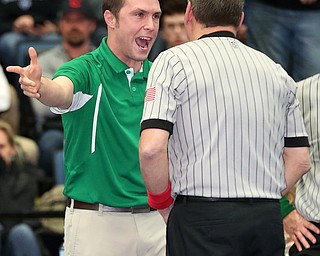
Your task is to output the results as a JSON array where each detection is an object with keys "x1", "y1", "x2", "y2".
[
  {"x1": 147, "y1": 180, "x2": 174, "y2": 210},
  {"x1": 37, "y1": 76, "x2": 44, "y2": 97}
]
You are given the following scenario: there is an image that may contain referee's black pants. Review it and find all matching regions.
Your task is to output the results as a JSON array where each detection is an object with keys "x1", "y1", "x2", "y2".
[
  {"x1": 289, "y1": 222, "x2": 320, "y2": 256},
  {"x1": 166, "y1": 196, "x2": 284, "y2": 256}
]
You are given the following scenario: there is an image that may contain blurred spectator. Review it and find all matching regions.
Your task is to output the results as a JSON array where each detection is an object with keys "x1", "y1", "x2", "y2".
[
  {"x1": 87, "y1": 0, "x2": 107, "y2": 46},
  {"x1": 149, "y1": 0, "x2": 188, "y2": 61},
  {"x1": 37, "y1": 0, "x2": 96, "y2": 79},
  {"x1": 0, "y1": 64, "x2": 19, "y2": 134},
  {"x1": 1, "y1": 64, "x2": 39, "y2": 166},
  {"x1": 245, "y1": 0, "x2": 320, "y2": 81},
  {"x1": 1, "y1": 223, "x2": 42, "y2": 256},
  {"x1": 31, "y1": 0, "x2": 97, "y2": 177},
  {"x1": 159, "y1": 0, "x2": 188, "y2": 49},
  {"x1": 0, "y1": 65, "x2": 10, "y2": 113},
  {"x1": 0, "y1": 0, "x2": 64, "y2": 139},
  {"x1": 0, "y1": 121, "x2": 44, "y2": 256},
  {"x1": 0, "y1": 0, "x2": 58, "y2": 36},
  {"x1": 0, "y1": 0, "x2": 63, "y2": 77}
]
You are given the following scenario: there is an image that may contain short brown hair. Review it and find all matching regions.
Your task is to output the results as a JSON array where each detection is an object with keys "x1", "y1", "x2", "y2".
[
  {"x1": 102, "y1": 0, "x2": 126, "y2": 20},
  {"x1": 190, "y1": 0, "x2": 244, "y2": 28}
]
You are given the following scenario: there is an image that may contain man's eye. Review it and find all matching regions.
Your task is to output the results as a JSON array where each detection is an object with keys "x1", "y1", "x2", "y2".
[
  {"x1": 153, "y1": 14, "x2": 161, "y2": 20},
  {"x1": 136, "y1": 12, "x2": 144, "y2": 17}
]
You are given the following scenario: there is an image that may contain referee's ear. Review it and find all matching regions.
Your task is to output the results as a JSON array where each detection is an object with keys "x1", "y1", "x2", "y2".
[
  {"x1": 238, "y1": 12, "x2": 244, "y2": 29},
  {"x1": 185, "y1": 1, "x2": 193, "y2": 24},
  {"x1": 184, "y1": 1, "x2": 193, "y2": 40},
  {"x1": 238, "y1": 12, "x2": 244, "y2": 30}
]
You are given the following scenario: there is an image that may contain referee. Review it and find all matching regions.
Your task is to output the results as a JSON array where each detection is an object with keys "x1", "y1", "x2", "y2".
[
  {"x1": 139, "y1": 0, "x2": 312, "y2": 255},
  {"x1": 289, "y1": 73, "x2": 320, "y2": 256}
]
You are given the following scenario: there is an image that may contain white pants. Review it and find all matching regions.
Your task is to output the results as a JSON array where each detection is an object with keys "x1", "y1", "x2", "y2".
[{"x1": 64, "y1": 205, "x2": 166, "y2": 256}]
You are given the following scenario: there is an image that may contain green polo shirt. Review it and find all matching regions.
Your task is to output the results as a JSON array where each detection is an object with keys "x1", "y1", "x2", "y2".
[{"x1": 52, "y1": 37, "x2": 152, "y2": 207}]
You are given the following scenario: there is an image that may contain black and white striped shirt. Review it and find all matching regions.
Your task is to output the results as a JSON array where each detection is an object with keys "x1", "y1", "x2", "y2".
[
  {"x1": 295, "y1": 73, "x2": 320, "y2": 222},
  {"x1": 141, "y1": 31, "x2": 309, "y2": 199}
]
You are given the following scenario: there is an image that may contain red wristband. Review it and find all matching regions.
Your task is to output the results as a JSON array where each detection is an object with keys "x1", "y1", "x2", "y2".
[{"x1": 147, "y1": 181, "x2": 174, "y2": 210}]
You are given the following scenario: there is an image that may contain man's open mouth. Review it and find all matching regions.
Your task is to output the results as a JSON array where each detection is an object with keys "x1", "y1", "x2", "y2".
[{"x1": 136, "y1": 36, "x2": 151, "y2": 49}]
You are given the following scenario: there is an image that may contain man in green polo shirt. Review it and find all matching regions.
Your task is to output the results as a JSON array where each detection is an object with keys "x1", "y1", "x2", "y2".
[{"x1": 7, "y1": 0, "x2": 165, "y2": 255}]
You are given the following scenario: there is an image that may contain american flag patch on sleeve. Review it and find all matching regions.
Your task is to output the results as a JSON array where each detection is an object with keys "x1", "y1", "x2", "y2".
[{"x1": 145, "y1": 87, "x2": 156, "y2": 102}]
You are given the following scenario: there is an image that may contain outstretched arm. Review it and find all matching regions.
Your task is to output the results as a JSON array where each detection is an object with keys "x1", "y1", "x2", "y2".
[{"x1": 6, "y1": 47, "x2": 73, "y2": 109}]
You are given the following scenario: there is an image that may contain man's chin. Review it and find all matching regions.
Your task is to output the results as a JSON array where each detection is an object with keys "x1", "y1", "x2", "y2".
[
  {"x1": 134, "y1": 47, "x2": 151, "y2": 60},
  {"x1": 67, "y1": 39, "x2": 86, "y2": 47}
]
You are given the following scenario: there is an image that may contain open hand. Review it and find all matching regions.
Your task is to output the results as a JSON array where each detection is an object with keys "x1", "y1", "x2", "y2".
[{"x1": 283, "y1": 209, "x2": 320, "y2": 251}]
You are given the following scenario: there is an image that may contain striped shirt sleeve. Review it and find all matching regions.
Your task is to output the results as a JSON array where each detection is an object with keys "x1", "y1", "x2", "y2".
[{"x1": 141, "y1": 49, "x2": 185, "y2": 133}]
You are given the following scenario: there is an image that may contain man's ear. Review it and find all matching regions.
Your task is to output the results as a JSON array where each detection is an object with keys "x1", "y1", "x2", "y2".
[
  {"x1": 184, "y1": 1, "x2": 193, "y2": 40},
  {"x1": 184, "y1": 1, "x2": 193, "y2": 26},
  {"x1": 239, "y1": 12, "x2": 244, "y2": 27},
  {"x1": 104, "y1": 10, "x2": 116, "y2": 29}
]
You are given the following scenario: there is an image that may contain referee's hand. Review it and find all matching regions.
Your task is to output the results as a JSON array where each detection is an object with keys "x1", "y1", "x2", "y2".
[{"x1": 283, "y1": 209, "x2": 320, "y2": 251}]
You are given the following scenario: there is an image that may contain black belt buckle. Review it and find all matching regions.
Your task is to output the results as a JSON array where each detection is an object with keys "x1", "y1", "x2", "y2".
[{"x1": 131, "y1": 205, "x2": 151, "y2": 214}]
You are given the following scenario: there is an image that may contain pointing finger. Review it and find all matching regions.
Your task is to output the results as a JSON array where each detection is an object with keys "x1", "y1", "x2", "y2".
[{"x1": 6, "y1": 65, "x2": 25, "y2": 76}]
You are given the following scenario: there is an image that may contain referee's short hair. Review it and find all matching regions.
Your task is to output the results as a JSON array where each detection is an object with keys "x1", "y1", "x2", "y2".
[{"x1": 190, "y1": 0, "x2": 244, "y2": 27}]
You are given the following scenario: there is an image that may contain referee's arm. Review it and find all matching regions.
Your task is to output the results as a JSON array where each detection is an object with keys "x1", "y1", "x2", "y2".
[
  {"x1": 139, "y1": 127, "x2": 170, "y2": 195},
  {"x1": 282, "y1": 145, "x2": 311, "y2": 195}
]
